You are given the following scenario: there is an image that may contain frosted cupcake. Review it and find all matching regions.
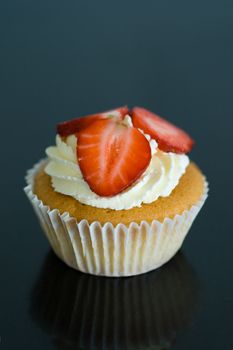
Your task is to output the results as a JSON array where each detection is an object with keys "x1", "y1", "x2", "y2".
[{"x1": 24, "y1": 106, "x2": 208, "y2": 276}]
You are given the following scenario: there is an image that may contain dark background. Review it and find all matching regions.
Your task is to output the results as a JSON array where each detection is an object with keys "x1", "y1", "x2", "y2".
[{"x1": 1, "y1": 1, "x2": 233, "y2": 349}]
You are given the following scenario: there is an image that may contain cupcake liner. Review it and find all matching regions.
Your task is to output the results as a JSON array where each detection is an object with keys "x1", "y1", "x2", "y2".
[
  {"x1": 31, "y1": 251, "x2": 200, "y2": 350},
  {"x1": 24, "y1": 159, "x2": 208, "y2": 277}
]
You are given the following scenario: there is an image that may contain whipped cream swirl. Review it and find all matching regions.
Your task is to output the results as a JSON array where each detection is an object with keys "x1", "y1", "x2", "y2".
[{"x1": 45, "y1": 116, "x2": 189, "y2": 210}]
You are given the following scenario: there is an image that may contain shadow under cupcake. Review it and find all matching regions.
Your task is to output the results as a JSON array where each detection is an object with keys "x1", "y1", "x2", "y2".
[{"x1": 30, "y1": 250, "x2": 200, "y2": 350}]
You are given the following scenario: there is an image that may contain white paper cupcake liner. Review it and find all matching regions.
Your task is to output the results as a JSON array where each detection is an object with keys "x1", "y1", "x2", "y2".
[{"x1": 24, "y1": 159, "x2": 208, "y2": 277}]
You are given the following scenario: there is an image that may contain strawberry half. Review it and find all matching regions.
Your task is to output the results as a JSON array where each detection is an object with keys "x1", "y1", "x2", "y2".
[
  {"x1": 131, "y1": 107, "x2": 194, "y2": 153},
  {"x1": 77, "y1": 118, "x2": 151, "y2": 197},
  {"x1": 57, "y1": 106, "x2": 128, "y2": 137}
]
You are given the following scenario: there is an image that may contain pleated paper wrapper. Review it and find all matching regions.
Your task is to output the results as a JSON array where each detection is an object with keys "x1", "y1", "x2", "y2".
[{"x1": 24, "y1": 159, "x2": 208, "y2": 277}]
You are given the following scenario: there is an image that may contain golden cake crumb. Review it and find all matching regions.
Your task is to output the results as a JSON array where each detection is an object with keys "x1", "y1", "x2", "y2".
[{"x1": 34, "y1": 162, "x2": 205, "y2": 225}]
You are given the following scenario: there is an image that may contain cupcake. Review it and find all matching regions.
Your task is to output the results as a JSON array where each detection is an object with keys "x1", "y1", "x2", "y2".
[
  {"x1": 24, "y1": 106, "x2": 208, "y2": 276},
  {"x1": 31, "y1": 251, "x2": 199, "y2": 350}
]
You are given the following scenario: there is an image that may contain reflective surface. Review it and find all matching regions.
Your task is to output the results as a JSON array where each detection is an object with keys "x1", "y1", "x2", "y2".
[
  {"x1": 31, "y1": 252, "x2": 199, "y2": 350},
  {"x1": 1, "y1": 0, "x2": 233, "y2": 349}
]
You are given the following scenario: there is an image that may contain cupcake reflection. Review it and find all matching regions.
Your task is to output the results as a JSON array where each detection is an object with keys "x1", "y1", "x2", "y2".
[{"x1": 30, "y1": 251, "x2": 199, "y2": 350}]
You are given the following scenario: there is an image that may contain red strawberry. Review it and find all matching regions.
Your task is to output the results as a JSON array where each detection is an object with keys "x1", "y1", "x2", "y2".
[
  {"x1": 131, "y1": 107, "x2": 194, "y2": 153},
  {"x1": 57, "y1": 106, "x2": 128, "y2": 137},
  {"x1": 77, "y1": 118, "x2": 151, "y2": 197}
]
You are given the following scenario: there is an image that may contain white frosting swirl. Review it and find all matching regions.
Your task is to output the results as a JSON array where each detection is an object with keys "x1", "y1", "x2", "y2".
[{"x1": 45, "y1": 116, "x2": 189, "y2": 210}]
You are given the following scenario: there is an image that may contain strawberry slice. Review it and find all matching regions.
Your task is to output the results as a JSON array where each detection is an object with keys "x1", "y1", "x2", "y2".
[
  {"x1": 77, "y1": 118, "x2": 151, "y2": 197},
  {"x1": 57, "y1": 106, "x2": 128, "y2": 137},
  {"x1": 131, "y1": 107, "x2": 194, "y2": 153}
]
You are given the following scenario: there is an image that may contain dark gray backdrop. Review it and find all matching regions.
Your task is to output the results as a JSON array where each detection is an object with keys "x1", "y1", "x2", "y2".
[{"x1": 1, "y1": 1, "x2": 233, "y2": 349}]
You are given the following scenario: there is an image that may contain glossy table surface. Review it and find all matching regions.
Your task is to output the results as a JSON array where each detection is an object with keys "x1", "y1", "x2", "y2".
[{"x1": 1, "y1": 1, "x2": 233, "y2": 349}]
